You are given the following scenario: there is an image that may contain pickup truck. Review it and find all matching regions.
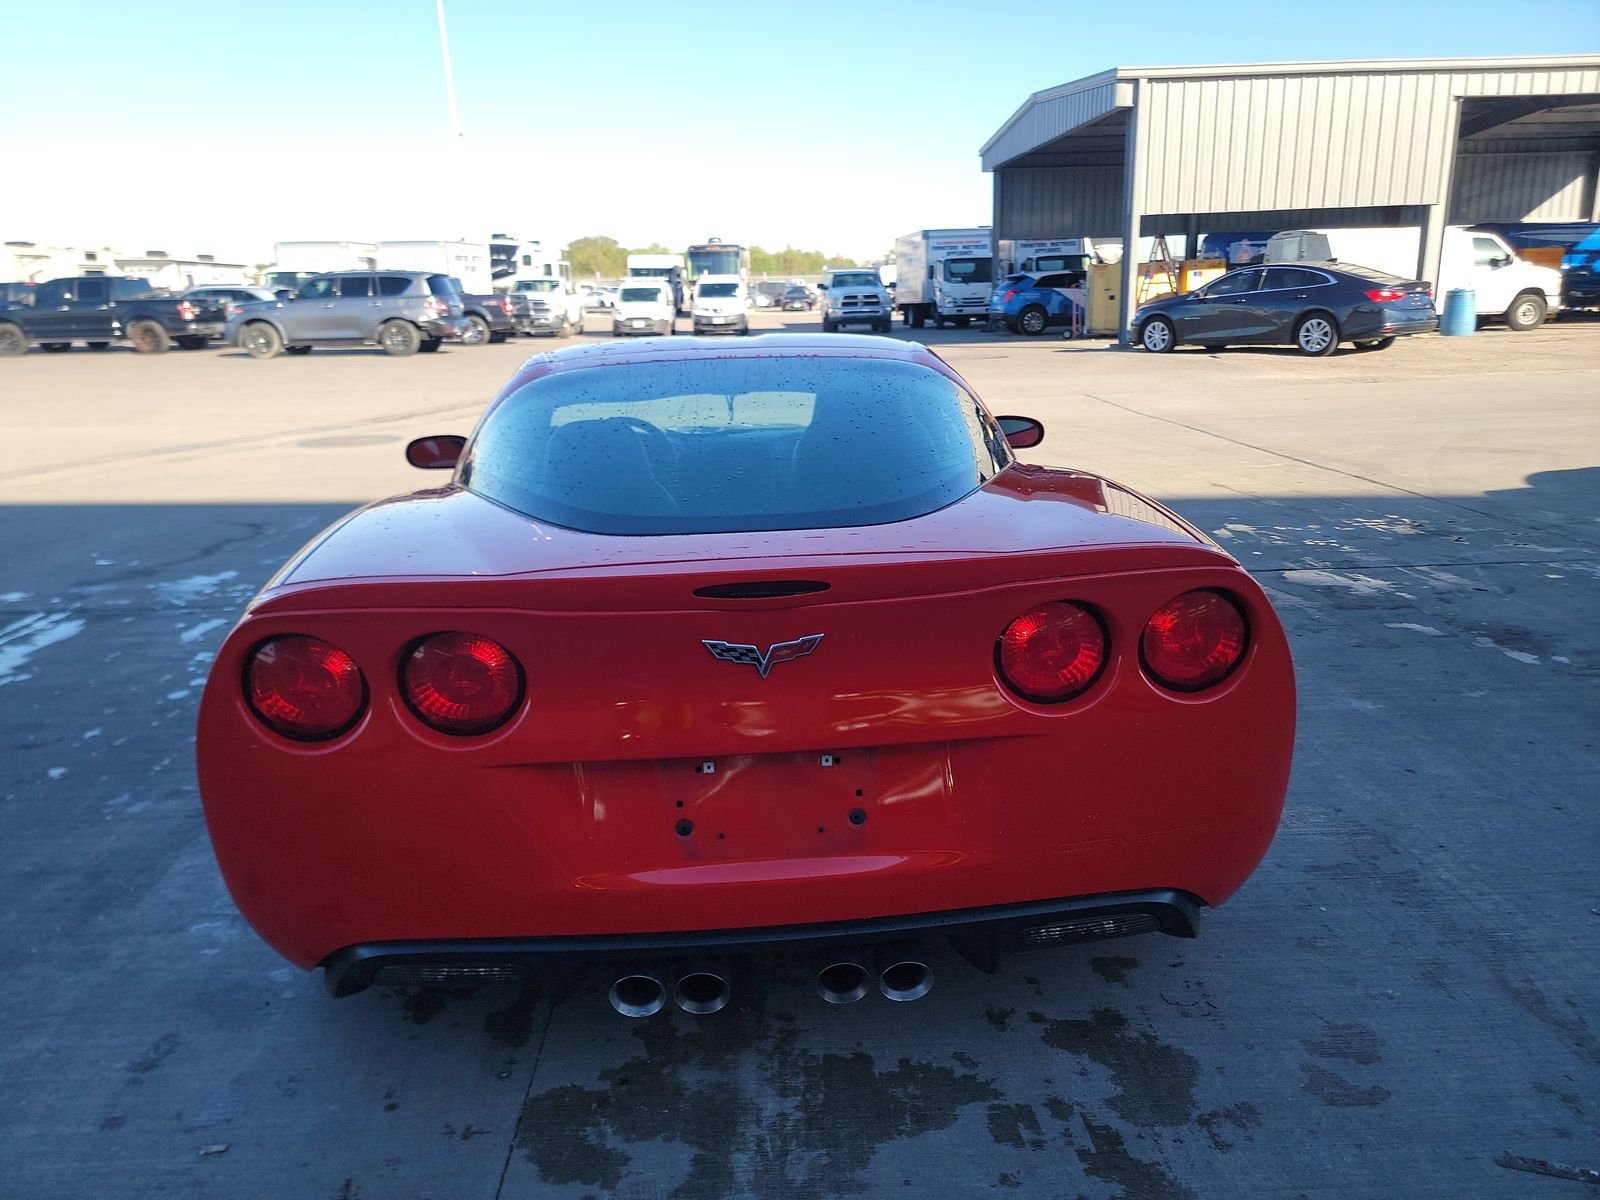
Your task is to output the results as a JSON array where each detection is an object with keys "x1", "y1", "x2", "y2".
[
  {"x1": 455, "y1": 289, "x2": 519, "y2": 345},
  {"x1": 0, "y1": 275, "x2": 227, "y2": 355}
]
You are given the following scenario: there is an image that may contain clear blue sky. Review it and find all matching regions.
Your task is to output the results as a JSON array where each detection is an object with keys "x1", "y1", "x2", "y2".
[{"x1": 6, "y1": 0, "x2": 1597, "y2": 264}]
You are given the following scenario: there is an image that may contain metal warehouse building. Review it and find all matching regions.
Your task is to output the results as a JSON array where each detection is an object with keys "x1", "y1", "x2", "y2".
[{"x1": 981, "y1": 54, "x2": 1600, "y2": 337}]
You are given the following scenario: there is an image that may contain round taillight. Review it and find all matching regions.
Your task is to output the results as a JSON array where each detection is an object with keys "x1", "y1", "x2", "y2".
[
  {"x1": 402, "y1": 632, "x2": 523, "y2": 735},
  {"x1": 997, "y1": 601, "x2": 1107, "y2": 703},
  {"x1": 1141, "y1": 589, "x2": 1249, "y2": 692},
  {"x1": 245, "y1": 635, "x2": 367, "y2": 741}
]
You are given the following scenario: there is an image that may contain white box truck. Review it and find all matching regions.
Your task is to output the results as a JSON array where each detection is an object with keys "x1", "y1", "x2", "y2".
[
  {"x1": 997, "y1": 237, "x2": 1123, "y2": 276},
  {"x1": 1264, "y1": 226, "x2": 1561, "y2": 329},
  {"x1": 893, "y1": 229, "x2": 994, "y2": 328},
  {"x1": 262, "y1": 241, "x2": 377, "y2": 292},
  {"x1": 373, "y1": 240, "x2": 493, "y2": 294}
]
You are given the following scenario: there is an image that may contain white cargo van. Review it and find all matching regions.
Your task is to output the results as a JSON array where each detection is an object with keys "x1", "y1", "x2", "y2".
[
  {"x1": 1264, "y1": 227, "x2": 1561, "y2": 329},
  {"x1": 611, "y1": 280, "x2": 676, "y2": 337},
  {"x1": 691, "y1": 275, "x2": 748, "y2": 335}
]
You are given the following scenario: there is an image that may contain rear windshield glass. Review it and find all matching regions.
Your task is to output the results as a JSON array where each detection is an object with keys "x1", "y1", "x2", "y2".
[
  {"x1": 619, "y1": 287, "x2": 664, "y2": 302},
  {"x1": 1331, "y1": 262, "x2": 1408, "y2": 284},
  {"x1": 697, "y1": 283, "x2": 739, "y2": 298},
  {"x1": 426, "y1": 275, "x2": 455, "y2": 298},
  {"x1": 461, "y1": 357, "x2": 1011, "y2": 535}
]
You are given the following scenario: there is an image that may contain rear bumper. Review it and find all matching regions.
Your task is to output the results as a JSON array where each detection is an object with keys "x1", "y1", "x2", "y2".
[
  {"x1": 320, "y1": 888, "x2": 1201, "y2": 996},
  {"x1": 419, "y1": 317, "x2": 467, "y2": 340}
]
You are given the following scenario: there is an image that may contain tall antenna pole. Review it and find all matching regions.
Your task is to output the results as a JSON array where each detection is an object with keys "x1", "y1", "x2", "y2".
[{"x1": 436, "y1": 0, "x2": 463, "y2": 143}]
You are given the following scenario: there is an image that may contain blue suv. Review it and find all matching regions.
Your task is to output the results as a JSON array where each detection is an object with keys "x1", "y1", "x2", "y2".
[{"x1": 989, "y1": 270, "x2": 1086, "y2": 335}]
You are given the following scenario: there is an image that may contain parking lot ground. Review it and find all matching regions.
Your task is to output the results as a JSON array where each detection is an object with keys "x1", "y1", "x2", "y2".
[{"x1": 2, "y1": 312, "x2": 1597, "y2": 1198}]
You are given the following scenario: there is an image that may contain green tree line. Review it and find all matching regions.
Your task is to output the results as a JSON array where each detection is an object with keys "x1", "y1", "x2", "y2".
[{"x1": 564, "y1": 236, "x2": 864, "y2": 279}]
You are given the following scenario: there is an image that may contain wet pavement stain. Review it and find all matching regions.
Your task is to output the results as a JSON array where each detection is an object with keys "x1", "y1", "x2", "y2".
[
  {"x1": 986, "y1": 1102, "x2": 1044, "y2": 1149},
  {"x1": 514, "y1": 999, "x2": 1003, "y2": 1198},
  {"x1": 1090, "y1": 956, "x2": 1139, "y2": 985},
  {"x1": 984, "y1": 1006, "x2": 1014, "y2": 1032},
  {"x1": 1194, "y1": 1101, "x2": 1262, "y2": 1152},
  {"x1": 1075, "y1": 1115, "x2": 1197, "y2": 1200},
  {"x1": 484, "y1": 985, "x2": 544, "y2": 1048},
  {"x1": 126, "y1": 1033, "x2": 180, "y2": 1079},
  {"x1": 1030, "y1": 1008, "x2": 1200, "y2": 1127},
  {"x1": 952, "y1": 1050, "x2": 979, "y2": 1070},
  {"x1": 1300, "y1": 1064, "x2": 1391, "y2": 1107},
  {"x1": 1303, "y1": 1022, "x2": 1381, "y2": 1065}
]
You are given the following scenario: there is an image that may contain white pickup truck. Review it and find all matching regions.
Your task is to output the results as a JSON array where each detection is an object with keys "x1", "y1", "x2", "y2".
[
  {"x1": 511, "y1": 278, "x2": 586, "y2": 337},
  {"x1": 1265, "y1": 226, "x2": 1561, "y2": 329}
]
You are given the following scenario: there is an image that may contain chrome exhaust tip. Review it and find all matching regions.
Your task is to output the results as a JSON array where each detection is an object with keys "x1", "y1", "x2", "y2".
[
  {"x1": 877, "y1": 949, "x2": 932, "y2": 1002},
  {"x1": 609, "y1": 970, "x2": 667, "y2": 1018},
  {"x1": 672, "y1": 966, "x2": 730, "y2": 1016},
  {"x1": 817, "y1": 956, "x2": 872, "y2": 1005}
]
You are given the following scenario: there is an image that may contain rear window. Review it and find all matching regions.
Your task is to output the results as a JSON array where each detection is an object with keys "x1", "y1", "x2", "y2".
[
  {"x1": 426, "y1": 275, "x2": 456, "y2": 299},
  {"x1": 1333, "y1": 263, "x2": 1407, "y2": 284},
  {"x1": 461, "y1": 356, "x2": 1011, "y2": 535}
]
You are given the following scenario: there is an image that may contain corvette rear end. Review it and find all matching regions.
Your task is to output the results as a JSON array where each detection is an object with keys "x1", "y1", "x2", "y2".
[{"x1": 196, "y1": 337, "x2": 1294, "y2": 1001}]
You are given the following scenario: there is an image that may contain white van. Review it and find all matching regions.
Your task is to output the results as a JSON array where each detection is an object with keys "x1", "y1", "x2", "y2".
[
  {"x1": 610, "y1": 280, "x2": 675, "y2": 337},
  {"x1": 691, "y1": 274, "x2": 749, "y2": 335},
  {"x1": 1264, "y1": 226, "x2": 1561, "y2": 329}
]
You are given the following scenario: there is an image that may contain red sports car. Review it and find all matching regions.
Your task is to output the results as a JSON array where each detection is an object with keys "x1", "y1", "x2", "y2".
[{"x1": 197, "y1": 335, "x2": 1294, "y2": 1013}]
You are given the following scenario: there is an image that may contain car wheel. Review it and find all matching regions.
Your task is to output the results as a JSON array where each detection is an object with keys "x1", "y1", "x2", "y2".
[
  {"x1": 379, "y1": 320, "x2": 420, "y2": 357},
  {"x1": 573, "y1": 313, "x2": 585, "y2": 335},
  {"x1": 284, "y1": 345, "x2": 313, "y2": 356},
  {"x1": 822, "y1": 319, "x2": 837, "y2": 332},
  {"x1": 462, "y1": 315, "x2": 490, "y2": 346},
  {"x1": 1294, "y1": 312, "x2": 1338, "y2": 356},
  {"x1": 419, "y1": 338, "x2": 442, "y2": 353},
  {"x1": 1140, "y1": 316, "x2": 1176, "y2": 353},
  {"x1": 241, "y1": 322, "x2": 283, "y2": 359},
  {"x1": 42, "y1": 343, "x2": 71, "y2": 353},
  {"x1": 128, "y1": 319, "x2": 172, "y2": 354},
  {"x1": 933, "y1": 314, "x2": 947, "y2": 329},
  {"x1": 0, "y1": 323, "x2": 27, "y2": 356},
  {"x1": 1503, "y1": 292, "x2": 1547, "y2": 331},
  {"x1": 1354, "y1": 337, "x2": 1395, "y2": 351},
  {"x1": 907, "y1": 309, "x2": 925, "y2": 329},
  {"x1": 1017, "y1": 305, "x2": 1048, "y2": 336}
]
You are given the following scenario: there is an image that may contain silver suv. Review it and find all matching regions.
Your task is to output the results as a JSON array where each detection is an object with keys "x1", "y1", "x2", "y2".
[
  {"x1": 819, "y1": 268, "x2": 893, "y2": 333},
  {"x1": 229, "y1": 271, "x2": 468, "y2": 358}
]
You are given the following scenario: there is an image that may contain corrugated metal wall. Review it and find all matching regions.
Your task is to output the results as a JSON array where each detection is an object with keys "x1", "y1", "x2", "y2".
[
  {"x1": 982, "y1": 77, "x2": 1123, "y2": 172},
  {"x1": 998, "y1": 167, "x2": 1124, "y2": 238},
  {"x1": 1133, "y1": 65, "x2": 1600, "y2": 214},
  {"x1": 1450, "y1": 150, "x2": 1599, "y2": 221}
]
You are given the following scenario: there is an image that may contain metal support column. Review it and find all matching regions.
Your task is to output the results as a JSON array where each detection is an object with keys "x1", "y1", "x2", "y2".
[
  {"x1": 1118, "y1": 79, "x2": 1146, "y2": 345},
  {"x1": 1418, "y1": 97, "x2": 1463, "y2": 290}
]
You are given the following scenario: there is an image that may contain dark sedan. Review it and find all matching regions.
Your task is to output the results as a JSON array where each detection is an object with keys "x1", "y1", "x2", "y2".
[
  {"x1": 781, "y1": 284, "x2": 815, "y2": 311},
  {"x1": 1134, "y1": 262, "x2": 1437, "y2": 356}
]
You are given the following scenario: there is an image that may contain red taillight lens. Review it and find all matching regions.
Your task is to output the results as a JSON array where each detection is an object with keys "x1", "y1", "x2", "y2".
[
  {"x1": 176, "y1": 300, "x2": 197, "y2": 320},
  {"x1": 1365, "y1": 287, "x2": 1406, "y2": 303},
  {"x1": 425, "y1": 296, "x2": 447, "y2": 315},
  {"x1": 1141, "y1": 589, "x2": 1249, "y2": 692},
  {"x1": 997, "y1": 602, "x2": 1107, "y2": 703},
  {"x1": 245, "y1": 635, "x2": 367, "y2": 740},
  {"x1": 1002, "y1": 289, "x2": 1018, "y2": 303},
  {"x1": 402, "y1": 632, "x2": 523, "y2": 735}
]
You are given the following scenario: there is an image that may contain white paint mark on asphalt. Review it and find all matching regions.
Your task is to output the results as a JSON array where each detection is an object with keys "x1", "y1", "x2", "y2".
[
  {"x1": 1473, "y1": 635, "x2": 1539, "y2": 664},
  {"x1": 154, "y1": 571, "x2": 239, "y2": 606},
  {"x1": 0, "y1": 612, "x2": 88, "y2": 686},
  {"x1": 1386, "y1": 623, "x2": 1446, "y2": 636},
  {"x1": 1282, "y1": 570, "x2": 1404, "y2": 597},
  {"x1": 47, "y1": 767, "x2": 67, "y2": 780},
  {"x1": 179, "y1": 618, "x2": 227, "y2": 644}
]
